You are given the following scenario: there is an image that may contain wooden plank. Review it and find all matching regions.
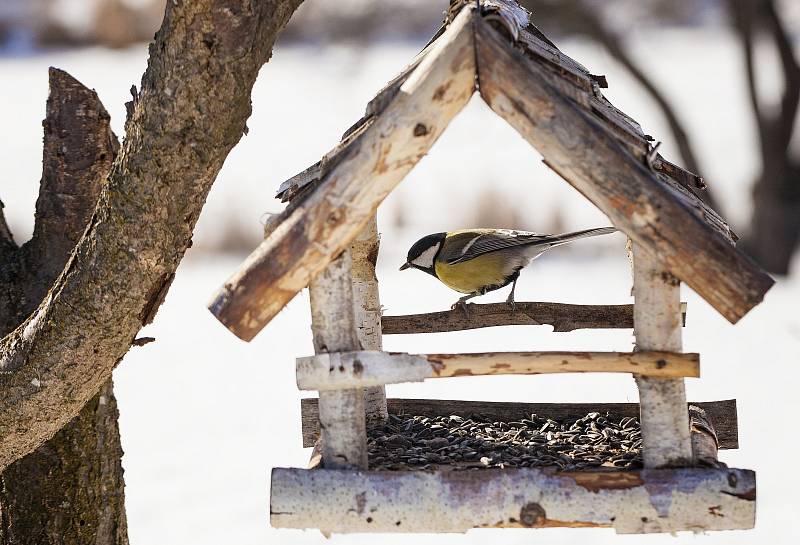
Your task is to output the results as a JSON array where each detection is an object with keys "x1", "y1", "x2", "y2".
[
  {"x1": 690, "y1": 405, "x2": 721, "y2": 467},
  {"x1": 271, "y1": 466, "x2": 756, "y2": 533},
  {"x1": 632, "y1": 243, "x2": 692, "y2": 468},
  {"x1": 381, "y1": 301, "x2": 687, "y2": 334},
  {"x1": 275, "y1": 38, "x2": 439, "y2": 203},
  {"x1": 476, "y1": 16, "x2": 773, "y2": 324},
  {"x1": 483, "y1": 0, "x2": 727, "y2": 241},
  {"x1": 299, "y1": 398, "x2": 739, "y2": 449},
  {"x1": 309, "y1": 251, "x2": 367, "y2": 470},
  {"x1": 351, "y1": 216, "x2": 387, "y2": 424},
  {"x1": 208, "y1": 7, "x2": 477, "y2": 341},
  {"x1": 296, "y1": 350, "x2": 699, "y2": 391}
]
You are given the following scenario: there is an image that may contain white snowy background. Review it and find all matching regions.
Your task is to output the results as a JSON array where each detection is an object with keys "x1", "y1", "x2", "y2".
[{"x1": 1, "y1": 14, "x2": 799, "y2": 545}]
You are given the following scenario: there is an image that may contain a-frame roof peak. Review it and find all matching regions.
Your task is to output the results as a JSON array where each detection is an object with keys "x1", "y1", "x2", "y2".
[{"x1": 210, "y1": 0, "x2": 772, "y2": 341}]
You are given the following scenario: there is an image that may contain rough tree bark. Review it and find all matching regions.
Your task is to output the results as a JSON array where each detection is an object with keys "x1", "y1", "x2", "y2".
[
  {"x1": 0, "y1": 69, "x2": 128, "y2": 545},
  {"x1": 0, "y1": 1, "x2": 305, "y2": 542}
]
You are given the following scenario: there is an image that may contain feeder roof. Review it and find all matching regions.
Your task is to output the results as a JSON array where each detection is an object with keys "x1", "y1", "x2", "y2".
[{"x1": 209, "y1": 0, "x2": 773, "y2": 341}]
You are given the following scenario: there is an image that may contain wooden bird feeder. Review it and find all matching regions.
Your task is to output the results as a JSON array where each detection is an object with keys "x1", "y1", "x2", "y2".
[{"x1": 208, "y1": 0, "x2": 773, "y2": 534}]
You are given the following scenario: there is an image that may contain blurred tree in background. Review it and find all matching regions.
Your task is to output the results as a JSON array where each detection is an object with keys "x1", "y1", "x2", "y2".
[{"x1": 1, "y1": 0, "x2": 797, "y2": 273}]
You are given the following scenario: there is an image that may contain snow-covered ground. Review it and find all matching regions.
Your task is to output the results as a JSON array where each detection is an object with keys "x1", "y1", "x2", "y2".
[{"x1": 1, "y1": 26, "x2": 799, "y2": 545}]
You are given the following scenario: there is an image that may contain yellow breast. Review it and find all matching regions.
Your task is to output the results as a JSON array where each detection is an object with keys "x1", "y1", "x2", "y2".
[{"x1": 434, "y1": 252, "x2": 511, "y2": 294}]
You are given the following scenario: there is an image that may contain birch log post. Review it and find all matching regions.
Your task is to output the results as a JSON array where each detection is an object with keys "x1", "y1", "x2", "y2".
[
  {"x1": 309, "y1": 252, "x2": 368, "y2": 470},
  {"x1": 632, "y1": 244, "x2": 693, "y2": 467},
  {"x1": 350, "y1": 216, "x2": 387, "y2": 425}
]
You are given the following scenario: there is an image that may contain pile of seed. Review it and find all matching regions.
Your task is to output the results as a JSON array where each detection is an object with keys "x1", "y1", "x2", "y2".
[{"x1": 367, "y1": 412, "x2": 643, "y2": 471}]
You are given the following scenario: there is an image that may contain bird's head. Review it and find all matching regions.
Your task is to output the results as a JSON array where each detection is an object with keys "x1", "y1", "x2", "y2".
[{"x1": 400, "y1": 232, "x2": 446, "y2": 276}]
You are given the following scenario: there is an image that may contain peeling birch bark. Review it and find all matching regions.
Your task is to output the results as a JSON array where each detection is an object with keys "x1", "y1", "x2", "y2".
[
  {"x1": 350, "y1": 216, "x2": 387, "y2": 425},
  {"x1": 632, "y1": 244, "x2": 693, "y2": 467},
  {"x1": 271, "y1": 466, "x2": 756, "y2": 533},
  {"x1": 309, "y1": 252, "x2": 367, "y2": 470}
]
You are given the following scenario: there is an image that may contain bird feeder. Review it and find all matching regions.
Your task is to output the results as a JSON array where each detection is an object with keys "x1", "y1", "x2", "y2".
[{"x1": 209, "y1": 0, "x2": 773, "y2": 534}]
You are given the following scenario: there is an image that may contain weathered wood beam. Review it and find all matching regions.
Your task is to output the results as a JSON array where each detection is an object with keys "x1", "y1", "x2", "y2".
[
  {"x1": 350, "y1": 216, "x2": 388, "y2": 425},
  {"x1": 475, "y1": 17, "x2": 773, "y2": 323},
  {"x1": 382, "y1": 302, "x2": 687, "y2": 334},
  {"x1": 208, "y1": 6, "x2": 477, "y2": 341},
  {"x1": 299, "y1": 398, "x2": 739, "y2": 449},
  {"x1": 309, "y1": 252, "x2": 367, "y2": 470},
  {"x1": 632, "y1": 244, "x2": 693, "y2": 468},
  {"x1": 270, "y1": 466, "x2": 756, "y2": 533},
  {"x1": 296, "y1": 350, "x2": 699, "y2": 391}
]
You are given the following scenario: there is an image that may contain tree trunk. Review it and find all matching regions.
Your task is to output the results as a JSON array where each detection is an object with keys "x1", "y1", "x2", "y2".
[
  {"x1": 0, "y1": 69, "x2": 127, "y2": 545},
  {"x1": 0, "y1": 0, "x2": 304, "y2": 472},
  {"x1": 0, "y1": 0, "x2": 304, "y2": 542},
  {"x1": 0, "y1": 381, "x2": 127, "y2": 545},
  {"x1": 728, "y1": 0, "x2": 800, "y2": 274}
]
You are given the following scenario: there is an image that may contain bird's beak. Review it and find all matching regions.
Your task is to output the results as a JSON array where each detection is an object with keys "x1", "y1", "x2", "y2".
[{"x1": 399, "y1": 262, "x2": 411, "y2": 271}]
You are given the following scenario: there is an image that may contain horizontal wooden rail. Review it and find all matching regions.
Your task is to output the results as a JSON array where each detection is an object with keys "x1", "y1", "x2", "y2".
[
  {"x1": 300, "y1": 398, "x2": 739, "y2": 449},
  {"x1": 271, "y1": 466, "x2": 755, "y2": 533},
  {"x1": 295, "y1": 350, "x2": 699, "y2": 391},
  {"x1": 381, "y1": 302, "x2": 688, "y2": 334}
]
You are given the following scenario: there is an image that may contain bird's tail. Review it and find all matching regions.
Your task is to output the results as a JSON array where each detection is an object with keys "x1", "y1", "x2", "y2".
[{"x1": 548, "y1": 226, "x2": 617, "y2": 246}]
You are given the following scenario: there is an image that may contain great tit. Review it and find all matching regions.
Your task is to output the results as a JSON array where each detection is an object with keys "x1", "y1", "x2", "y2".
[{"x1": 400, "y1": 227, "x2": 617, "y2": 310}]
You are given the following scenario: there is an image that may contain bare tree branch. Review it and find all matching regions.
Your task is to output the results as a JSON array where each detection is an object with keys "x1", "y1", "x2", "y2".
[
  {"x1": 728, "y1": 0, "x2": 768, "y2": 148},
  {"x1": 0, "y1": 0, "x2": 304, "y2": 472},
  {"x1": 523, "y1": 0, "x2": 720, "y2": 210},
  {"x1": 764, "y1": 0, "x2": 800, "y2": 153},
  {"x1": 728, "y1": 0, "x2": 800, "y2": 273}
]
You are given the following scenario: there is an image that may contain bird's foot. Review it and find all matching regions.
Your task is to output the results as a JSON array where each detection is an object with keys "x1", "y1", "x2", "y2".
[
  {"x1": 451, "y1": 299, "x2": 471, "y2": 319},
  {"x1": 505, "y1": 293, "x2": 516, "y2": 311}
]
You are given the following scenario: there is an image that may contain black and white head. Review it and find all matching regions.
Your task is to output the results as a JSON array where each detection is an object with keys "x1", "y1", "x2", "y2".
[{"x1": 399, "y1": 232, "x2": 446, "y2": 276}]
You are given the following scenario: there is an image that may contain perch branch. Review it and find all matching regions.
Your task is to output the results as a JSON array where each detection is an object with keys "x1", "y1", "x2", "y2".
[
  {"x1": 381, "y1": 302, "x2": 687, "y2": 334},
  {"x1": 296, "y1": 350, "x2": 699, "y2": 391}
]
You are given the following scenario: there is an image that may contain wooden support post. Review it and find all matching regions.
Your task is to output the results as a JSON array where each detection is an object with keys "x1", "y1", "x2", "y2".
[
  {"x1": 350, "y1": 215, "x2": 388, "y2": 425},
  {"x1": 632, "y1": 243, "x2": 692, "y2": 468},
  {"x1": 309, "y1": 251, "x2": 368, "y2": 470}
]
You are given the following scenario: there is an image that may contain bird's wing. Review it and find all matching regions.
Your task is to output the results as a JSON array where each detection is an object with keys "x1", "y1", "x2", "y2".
[{"x1": 441, "y1": 230, "x2": 555, "y2": 265}]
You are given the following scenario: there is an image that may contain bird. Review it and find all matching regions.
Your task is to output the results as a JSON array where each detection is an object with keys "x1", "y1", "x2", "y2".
[{"x1": 399, "y1": 227, "x2": 617, "y2": 312}]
